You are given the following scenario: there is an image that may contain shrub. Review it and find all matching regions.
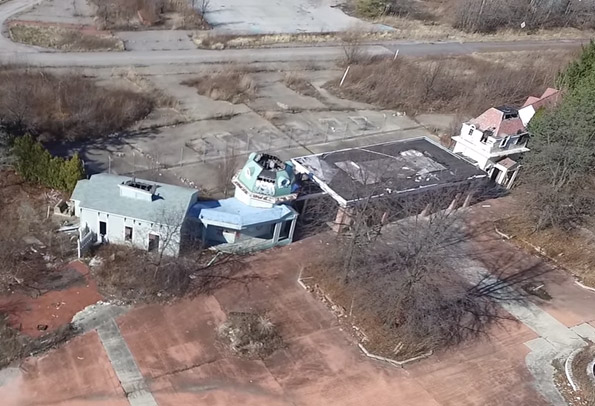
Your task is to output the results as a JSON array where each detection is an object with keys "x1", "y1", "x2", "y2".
[
  {"x1": 182, "y1": 67, "x2": 257, "y2": 104},
  {"x1": 218, "y1": 312, "x2": 284, "y2": 359},
  {"x1": 12, "y1": 135, "x2": 85, "y2": 193}
]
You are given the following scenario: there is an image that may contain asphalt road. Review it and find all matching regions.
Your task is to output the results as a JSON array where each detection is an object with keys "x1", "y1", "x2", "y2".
[{"x1": 0, "y1": 0, "x2": 589, "y2": 68}]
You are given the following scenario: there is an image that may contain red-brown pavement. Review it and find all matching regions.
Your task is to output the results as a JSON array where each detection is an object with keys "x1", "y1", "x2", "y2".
[
  {"x1": 0, "y1": 331, "x2": 128, "y2": 406},
  {"x1": 0, "y1": 261, "x2": 102, "y2": 338},
  {"x1": 2, "y1": 214, "x2": 594, "y2": 405}
]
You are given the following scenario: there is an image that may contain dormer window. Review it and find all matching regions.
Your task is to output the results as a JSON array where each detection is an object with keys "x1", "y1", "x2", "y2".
[
  {"x1": 499, "y1": 136, "x2": 510, "y2": 148},
  {"x1": 480, "y1": 132, "x2": 489, "y2": 143}
]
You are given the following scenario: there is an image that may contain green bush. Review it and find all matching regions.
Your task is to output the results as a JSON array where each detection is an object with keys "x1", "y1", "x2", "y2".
[
  {"x1": 12, "y1": 135, "x2": 85, "y2": 193},
  {"x1": 356, "y1": 0, "x2": 388, "y2": 17}
]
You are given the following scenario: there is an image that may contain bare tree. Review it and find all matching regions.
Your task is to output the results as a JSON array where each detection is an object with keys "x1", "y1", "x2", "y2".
[{"x1": 217, "y1": 143, "x2": 240, "y2": 198}]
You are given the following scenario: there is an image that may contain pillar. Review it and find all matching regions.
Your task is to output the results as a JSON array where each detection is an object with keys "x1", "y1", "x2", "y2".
[
  {"x1": 507, "y1": 169, "x2": 520, "y2": 189},
  {"x1": 273, "y1": 221, "x2": 282, "y2": 243},
  {"x1": 463, "y1": 192, "x2": 474, "y2": 208},
  {"x1": 331, "y1": 206, "x2": 353, "y2": 233},
  {"x1": 288, "y1": 217, "x2": 297, "y2": 242}
]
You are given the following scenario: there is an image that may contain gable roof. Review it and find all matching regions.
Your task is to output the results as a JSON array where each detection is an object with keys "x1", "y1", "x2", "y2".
[
  {"x1": 522, "y1": 88, "x2": 561, "y2": 110},
  {"x1": 71, "y1": 173, "x2": 198, "y2": 225},
  {"x1": 469, "y1": 107, "x2": 526, "y2": 139}
]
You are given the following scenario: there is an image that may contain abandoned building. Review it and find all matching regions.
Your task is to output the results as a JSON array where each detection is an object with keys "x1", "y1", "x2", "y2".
[
  {"x1": 453, "y1": 106, "x2": 530, "y2": 189},
  {"x1": 292, "y1": 137, "x2": 487, "y2": 231},
  {"x1": 71, "y1": 174, "x2": 198, "y2": 257},
  {"x1": 453, "y1": 89, "x2": 560, "y2": 189},
  {"x1": 519, "y1": 88, "x2": 561, "y2": 126},
  {"x1": 189, "y1": 152, "x2": 299, "y2": 252}
]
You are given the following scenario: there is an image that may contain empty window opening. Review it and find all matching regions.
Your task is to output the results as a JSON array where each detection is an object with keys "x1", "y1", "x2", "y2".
[
  {"x1": 125, "y1": 226, "x2": 133, "y2": 241},
  {"x1": 148, "y1": 234, "x2": 160, "y2": 252}
]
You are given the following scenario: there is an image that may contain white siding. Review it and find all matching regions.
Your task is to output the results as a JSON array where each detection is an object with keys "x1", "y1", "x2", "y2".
[
  {"x1": 79, "y1": 208, "x2": 182, "y2": 256},
  {"x1": 519, "y1": 105, "x2": 535, "y2": 126}
]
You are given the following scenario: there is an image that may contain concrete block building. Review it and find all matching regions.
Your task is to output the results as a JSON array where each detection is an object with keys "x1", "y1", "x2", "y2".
[{"x1": 71, "y1": 174, "x2": 198, "y2": 257}]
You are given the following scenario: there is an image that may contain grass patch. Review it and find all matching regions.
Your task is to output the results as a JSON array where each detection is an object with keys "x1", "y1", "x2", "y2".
[
  {"x1": 9, "y1": 23, "x2": 124, "y2": 51},
  {"x1": 218, "y1": 312, "x2": 284, "y2": 359},
  {"x1": 497, "y1": 215, "x2": 595, "y2": 288},
  {"x1": 182, "y1": 66, "x2": 258, "y2": 104},
  {"x1": 0, "y1": 67, "x2": 154, "y2": 141},
  {"x1": 328, "y1": 51, "x2": 573, "y2": 116}
]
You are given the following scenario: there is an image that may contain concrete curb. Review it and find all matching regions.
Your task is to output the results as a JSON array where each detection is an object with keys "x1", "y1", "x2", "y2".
[
  {"x1": 494, "y1": 227, "x2": 512, "y2": 240},
  {"x1": 588, "y1": 359, "x2": 595, "y2": 385},
  {"x1": 565, "y1": 347, "x2": 583, "y2": 392},
  {"x1": 358, "y1": 343, "x2": 432, "y2": 368},
  {"x1": 297, "y1": 273, "x2": 432, "y2": 368},
  {"x1": 575, "y1": 279, "x2": 595, "y2": 294}
]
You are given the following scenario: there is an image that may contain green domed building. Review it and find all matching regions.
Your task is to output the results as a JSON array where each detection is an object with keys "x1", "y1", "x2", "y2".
[{"x1": 233, "y1": 152, "x2": 298, "y2": 208}]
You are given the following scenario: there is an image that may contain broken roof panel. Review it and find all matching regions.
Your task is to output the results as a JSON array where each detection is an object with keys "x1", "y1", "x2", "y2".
[{"x1": 292, "y1": 137, "x2": 486, "y2": 206}]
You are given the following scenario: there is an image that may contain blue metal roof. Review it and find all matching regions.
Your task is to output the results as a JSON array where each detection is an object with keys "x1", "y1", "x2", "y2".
[{"x1": 190, "y1": 198, "x2": 297, "y2": 229}]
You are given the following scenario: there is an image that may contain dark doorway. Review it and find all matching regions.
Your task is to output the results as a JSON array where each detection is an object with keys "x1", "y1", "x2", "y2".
[
  {"x1": 490, "y1": 168, "x2": 501, "y2": 182},
  {"x1": 148, "y1": 234, "x2": 160, "y2": 252},
  {"x1": 125, "y1": 226, "x2": 133, "y2": 241},
  {"x1": 99, "y1": 221, "x2": 107, "y2": 236}
]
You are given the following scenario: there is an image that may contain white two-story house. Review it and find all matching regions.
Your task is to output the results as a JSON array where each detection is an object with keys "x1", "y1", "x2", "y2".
[{"x1": 453, "y1": 106, "x2": 530, "y2": 189}]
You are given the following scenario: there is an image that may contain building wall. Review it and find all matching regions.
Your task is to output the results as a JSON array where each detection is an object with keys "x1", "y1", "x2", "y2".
[
  {"x1": 79, "y1": 208, "x2": 182, "y2": 256},
  {"x1": 519, "y1": 105, "x2": 535, "y2": 126},
  {"x1": 453, "y1": 142, "x2": 491, "y2": 170}
]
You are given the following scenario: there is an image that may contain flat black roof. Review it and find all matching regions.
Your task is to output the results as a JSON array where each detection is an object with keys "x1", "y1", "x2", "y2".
[{"x1": 292, "y1": 137, "x2": 486, "y2": 206}]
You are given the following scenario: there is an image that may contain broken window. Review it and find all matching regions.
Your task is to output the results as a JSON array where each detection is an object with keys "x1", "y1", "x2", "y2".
[{"x1": 125, "y1": 226, "x2": 133, "y2": 241}]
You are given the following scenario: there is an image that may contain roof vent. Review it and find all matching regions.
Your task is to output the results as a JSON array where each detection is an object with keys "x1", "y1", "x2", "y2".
[{"x1": 119, "y1": 179, "x2": 158, "y2": 201}]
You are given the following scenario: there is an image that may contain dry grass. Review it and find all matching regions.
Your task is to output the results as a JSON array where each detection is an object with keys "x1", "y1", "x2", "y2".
[
  {"x1": 92, "y1": 0, "x2": 209, "y2": 30},
  {"x1": 283, "y1": 72, "x2": 319, "y2": 98},
  {"x1": 0, "y1": 170, "x2": 77, "y2": 295},
  {"x1": 328, "y1": 51, "x2": 574, "y2": 116},
  {"x1": 351, "y1": 0, "x2": 595, "y2": 40},
  {"x1": 303, "y1": 259, "x2": 427, "y2": 361},
  {"x1": 91, "y1": 245, "x2": 248, "y2": 303},
  {"x1": 572, "y1": 345, "x2": 595, "y2": 405},
  {"x1": 8, "y1": 23, "x2": 124, "y2": 52},
  {"x1": 217, "y1": 312, "x2": 284, "y2": 359},
  {"x1": 0, "y1": 67, "x2": 154, "y2": 141},
  {"x1": 496, "y1": 215, "x2": 595, "y2": 288},
  {"x1": 182, "y1": 66, "x2": 258, "y2": 104},
  {"x1": 0, "y1": 314, "x2": 76, "y2": 368}
]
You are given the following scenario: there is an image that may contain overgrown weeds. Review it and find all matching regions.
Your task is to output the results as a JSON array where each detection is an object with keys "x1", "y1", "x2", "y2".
[
  {"x1": 218, "y1": 312, "x2": 284, "y2": 359},
  {"x1": 91, "y1": 245, "x2": 249, "y2": 303},
  {"x1": 283, "y1": 72, "x2": 319, "y2": 98},
  {"x1": 328, "y1": 53, "x2": 571, "y2": 116},
  {"x1": 92, "y1": 0, "x2": 209, "y2": 30},
  {"x1": 182, "y1": 66, "x2": 258, "y2": 104},
  {"x1": 0, "y1": 67, "x2": 154, "y2": 141}
]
